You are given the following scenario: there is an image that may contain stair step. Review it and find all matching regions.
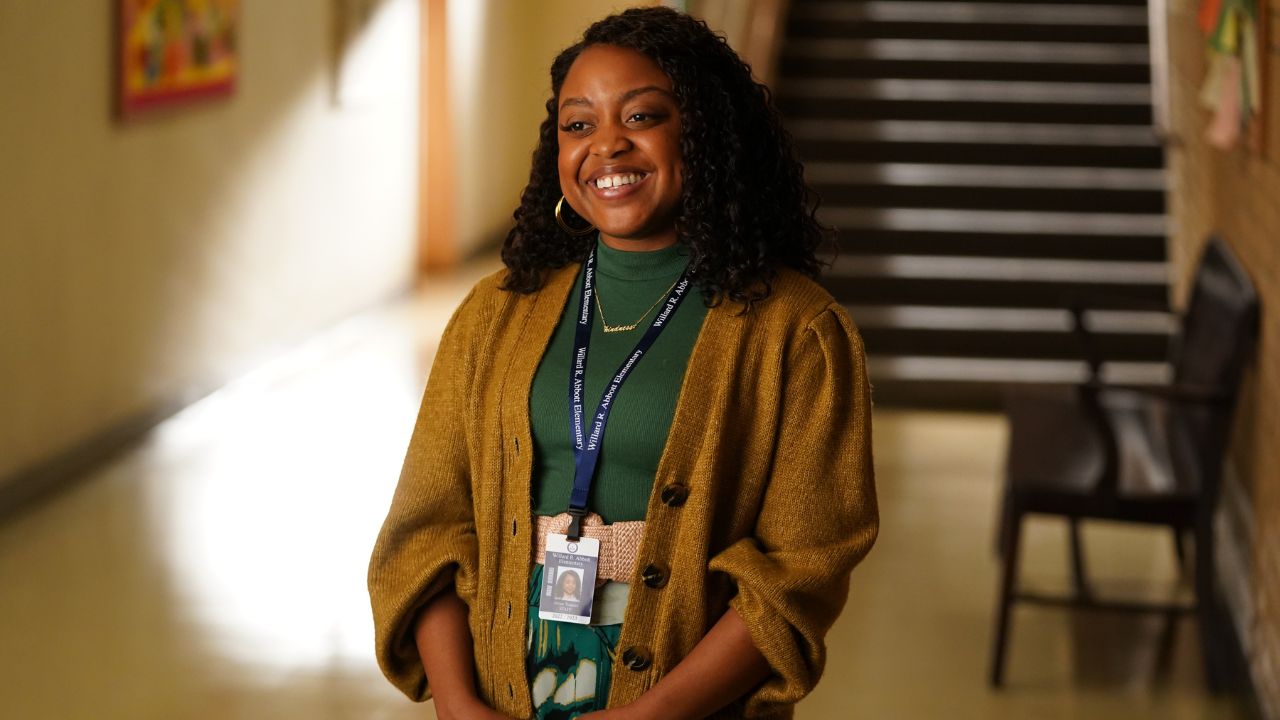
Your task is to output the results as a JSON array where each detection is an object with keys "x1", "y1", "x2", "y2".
[
  {"x1": 789, "y1": 119, "x2": 1158, "y2": 146},
  {"x1": 849, "y1": 304, "x2": 1176, "y2": 333},
  {"x1": 780, "y1": 58, "x2": 1150, "y2": 83},
  {"x1": 780, "y1": 96, "x2": 1153, "y2": 123},
  {"x1": 779, "y1": 79, "x2": 1154, "y2": 122},
  {"x1": 823, "y1": 254, "x2": 1169, "y2": 308},
  {"x1": 835, "y1": 228, "x2": 1167, "y2": 261},
  {"x1": 851, "y1": 304, "x2": 1172, "y2": 360},
  {"x1": 855, "y1": 305, "x2": 1172, "y2": 358},
  {"x1": 782, "y1": 78, "x2": 1151, "y2": 104},
  {"x1": 807, "y1": 163, "x2": 1164, "y2": 189},
  {"x1": 810, "y1": 164, "x2": 1164, "y2": 212},
  {"x1": 824, "y1": 274, "x2": 1168, "y2": 308},
  {"x1": 798, "y1": 140, "x2": 1163, "y2": 167},
  {"x1": 790, "y1": 120, "x2": 1162, "y2": 166},
  {"x1": 791, "y1": 2, "x2": 1149, "y2": 26},
  {"x1": 865, "y1": 355, "x2": 1172, "y2": 384},
  {"x1": 819, "y1": 186, "x2": 1163, "y2": 213},
  {"x1": 830, "y1": 254, "x2": 1167, "y2": 283},
  {"x1": 786, "y1": 18, "x2": 1149, "y2": 43},
  {"x1": 859, "y1": 329, "x2": 1168, "y2": 359},
  {"x1": 783, "y1": 38, "x2": 1149, "y2": 64},
  {"x1": 820, "y1": 208, "x2": 1166, "y2": 236},
  {"x1": 790, "y1": 0, "x2": 1151, "y2": 6}
]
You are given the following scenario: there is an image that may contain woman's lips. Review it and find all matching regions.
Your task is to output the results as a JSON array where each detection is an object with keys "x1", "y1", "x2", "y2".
[{"x1": 585, "y1": 172, "x2": 650, "y2": 200}]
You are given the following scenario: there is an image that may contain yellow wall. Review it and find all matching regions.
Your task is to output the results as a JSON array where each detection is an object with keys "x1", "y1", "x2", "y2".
[
  {"x1": 444, "y1": 0, "x2": 661, "y2": 258},
  {"x1": 1166, "y1": 1, "x2": 1280, "y2": 711},
  {"x1": 0, "y1": 0, "x2": 420, "y2": 483}
]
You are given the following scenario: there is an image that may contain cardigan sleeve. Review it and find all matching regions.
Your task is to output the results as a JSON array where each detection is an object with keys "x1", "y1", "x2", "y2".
[
  {"x1": 707, "y1": 304, "x2": 879, "y2": 716},
  {"x1": 367, "y1": 286, "x2": 485, "y2": 702}
]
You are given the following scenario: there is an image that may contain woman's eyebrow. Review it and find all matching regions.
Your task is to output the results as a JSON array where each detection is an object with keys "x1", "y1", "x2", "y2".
[
  {"x1": 559, "y1": 85, "x2": 673, "y2": 111},
  {"x1": 560, "y1": 96, "x2": 591, "y2": 110}
]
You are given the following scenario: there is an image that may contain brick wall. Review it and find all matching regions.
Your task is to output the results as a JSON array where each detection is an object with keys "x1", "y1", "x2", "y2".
[{"x1": 1166, "y1": 1, "x2": 1280, "y2": 714}]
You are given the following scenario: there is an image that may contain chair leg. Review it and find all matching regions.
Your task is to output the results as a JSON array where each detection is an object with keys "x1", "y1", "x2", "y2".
[
  {"x1": 990, "y1": 504, "x2": 1023, "y2": 687},
  {"x1": 1069, "y1": 517, "x2": 1090, "y2": 600},
  {"x1": 994, "y1": 487, "x2": 1011, "y2": 559}
]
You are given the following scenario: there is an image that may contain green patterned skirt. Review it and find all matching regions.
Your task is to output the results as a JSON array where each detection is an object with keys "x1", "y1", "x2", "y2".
[{"x1": 526, "y1": 564, "x2": 622, "y2": 719}]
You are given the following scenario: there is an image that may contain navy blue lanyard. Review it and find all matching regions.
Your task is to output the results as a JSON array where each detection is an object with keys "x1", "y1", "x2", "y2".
[{"x1": 565, "y1": 247, "x2": 691, "y2": 540}]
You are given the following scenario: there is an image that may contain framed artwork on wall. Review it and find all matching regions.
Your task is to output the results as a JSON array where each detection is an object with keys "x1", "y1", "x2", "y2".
[{"x1": 116, "y1": 0, "x2": 239, "y2": 118}]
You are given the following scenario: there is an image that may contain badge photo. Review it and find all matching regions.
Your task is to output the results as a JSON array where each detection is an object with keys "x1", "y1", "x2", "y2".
[{"x1": 539, "y1": 534, "x2": 600, "y2": 625}]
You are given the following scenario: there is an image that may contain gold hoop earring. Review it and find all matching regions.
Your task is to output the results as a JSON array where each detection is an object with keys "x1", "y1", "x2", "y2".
[{"x1": 555, "y1": 196, "x2": 596, "y2": 237}]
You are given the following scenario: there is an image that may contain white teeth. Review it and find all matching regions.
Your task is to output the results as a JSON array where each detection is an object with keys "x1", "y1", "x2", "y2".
[{"x1": 596, "y1": 173, "x2": 642, "y2": 189}]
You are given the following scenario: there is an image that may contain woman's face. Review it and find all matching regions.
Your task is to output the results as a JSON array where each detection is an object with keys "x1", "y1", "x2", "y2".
[
  {"x1": 557, "y1": 44, "x2": 683, "y2": 251},
  {"x1": 562, "y1": 572, "x2": 578, "y2": 595}
]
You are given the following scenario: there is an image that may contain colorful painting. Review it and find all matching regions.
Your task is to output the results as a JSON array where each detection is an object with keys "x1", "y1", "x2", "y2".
[{"x1": 118, "y1": 0, "x2": 239, "y2": 117}]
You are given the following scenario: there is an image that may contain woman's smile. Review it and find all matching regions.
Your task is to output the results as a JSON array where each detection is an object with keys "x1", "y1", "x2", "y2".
[
  {"x1": 557, "y1": 44, "x2": 683, "y2": 251},
  {"x1": 585, "y1": 166, "x2": 651, "y2": 199}
]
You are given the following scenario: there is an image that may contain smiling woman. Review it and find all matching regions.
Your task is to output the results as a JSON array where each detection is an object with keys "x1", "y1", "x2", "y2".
[
  {"x1": 369, "y1": 7, "x2": 878, "y2": 720},
  {"x1": 556, "y1": 45, "x2": 684, "y2": 252}
]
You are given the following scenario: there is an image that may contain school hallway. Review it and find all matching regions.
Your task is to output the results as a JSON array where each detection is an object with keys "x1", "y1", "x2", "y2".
[
  {"x1": 3, "y1": 0, "x2": 1275, "y2": 717},
  {"x1": 0, "y1": 256, "x2": 1246, "y2": 718}
]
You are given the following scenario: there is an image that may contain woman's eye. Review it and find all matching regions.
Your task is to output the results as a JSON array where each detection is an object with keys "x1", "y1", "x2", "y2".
[
  {"x1": 628, "y1": 113, "x2": 651, "y2": 123},
  {"x1": 560, "y1": 121, "x2": 590, "y2": 133}
]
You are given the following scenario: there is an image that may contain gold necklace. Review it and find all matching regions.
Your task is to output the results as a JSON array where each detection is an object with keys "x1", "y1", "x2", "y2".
[{"x1": 594, "y1": 278, "x2": 682, "y2": 333}]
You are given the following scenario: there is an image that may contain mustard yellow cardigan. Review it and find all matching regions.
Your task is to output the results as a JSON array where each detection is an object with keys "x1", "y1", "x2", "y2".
[{"x1": 368, "y1": 262, "x2": 878, "y2": 719}]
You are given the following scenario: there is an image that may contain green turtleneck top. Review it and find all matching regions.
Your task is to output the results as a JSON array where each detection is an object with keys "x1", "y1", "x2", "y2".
[{"x1": 530, "y1": 239, "x2": 709, "y2": 523}]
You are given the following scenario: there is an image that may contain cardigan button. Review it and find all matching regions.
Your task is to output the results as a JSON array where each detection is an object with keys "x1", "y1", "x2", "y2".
[
  {"x1": 641, "y1": 563, "x2": 668, "y2": 589},
  {"x1": 660, "y1": 483, "x2": 689, "y2": 507},
  {"x1": 622, "y1": 646, "x2": 652, "y2": 671}
]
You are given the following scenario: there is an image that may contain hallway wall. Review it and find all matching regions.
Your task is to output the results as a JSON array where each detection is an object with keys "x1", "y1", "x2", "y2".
[
  {"x1": 0, "y1": 1, "x2": 420, "y2": 486},
  {"x1": 1166, "y1": 3, "x2": 1280, "y2": 714}
]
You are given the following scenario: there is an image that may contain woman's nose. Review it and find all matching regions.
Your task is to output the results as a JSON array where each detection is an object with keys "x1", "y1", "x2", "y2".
[{"x1": 591, "y1": 123, "x2": 632, "y2": 157}]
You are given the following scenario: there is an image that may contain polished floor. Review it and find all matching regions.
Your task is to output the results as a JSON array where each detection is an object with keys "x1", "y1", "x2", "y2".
[{"x1": 0, "y1": 261, "x2": 1248, "y2": 719}]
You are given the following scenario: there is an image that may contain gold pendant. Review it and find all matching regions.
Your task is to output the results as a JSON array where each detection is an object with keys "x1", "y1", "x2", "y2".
[{"x1": 594, "y1": 276, "x2": 682, "y2": 334}]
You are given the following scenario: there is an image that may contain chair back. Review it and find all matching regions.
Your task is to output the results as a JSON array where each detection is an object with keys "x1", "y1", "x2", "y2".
[{"x1": 1168, "y1": 236, "x2": 1260, "y2": 489}]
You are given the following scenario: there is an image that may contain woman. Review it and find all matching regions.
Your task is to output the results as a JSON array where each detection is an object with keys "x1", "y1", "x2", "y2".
[{"x1": 368, "y1": 7, "x2": 877, "y2": 720}]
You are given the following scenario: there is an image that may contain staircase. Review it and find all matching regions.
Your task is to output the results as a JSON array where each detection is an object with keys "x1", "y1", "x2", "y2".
[{"x1": 776, "y1": 0, "x2": 1174, "y2": 408}]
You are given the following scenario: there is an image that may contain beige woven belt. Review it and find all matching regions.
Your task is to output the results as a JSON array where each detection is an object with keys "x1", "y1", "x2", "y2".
[{"x1": 534, "y1": 512, "x2": 646, "y2": 584}]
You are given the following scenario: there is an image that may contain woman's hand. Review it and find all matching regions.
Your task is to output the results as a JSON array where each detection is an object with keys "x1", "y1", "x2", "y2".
[
  {"x1": 581, "y1": 608, "x2": 768, "y2": 720},
  {"x1": 415, "y1": 590, "x2": 519, "y2": 720},
  {"x1": 435, "y1": 695, "x2": 519, "y2": 720}
]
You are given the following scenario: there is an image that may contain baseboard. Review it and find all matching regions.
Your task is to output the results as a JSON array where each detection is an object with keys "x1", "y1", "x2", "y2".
[
  {"x1": 0, "y1": 397, "x2": 188, "y2": 522},
  {"x1": 0, "y1": 282, "x2": 416, "y2": 523},
  {"x1": 1216, "y1": 458, "x2": 1268, "y2": 718}
]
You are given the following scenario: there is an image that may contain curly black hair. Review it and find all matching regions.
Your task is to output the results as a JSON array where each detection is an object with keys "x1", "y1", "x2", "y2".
[{"x1": 500, "y1": 6, "x2": 832, "y2": 308}]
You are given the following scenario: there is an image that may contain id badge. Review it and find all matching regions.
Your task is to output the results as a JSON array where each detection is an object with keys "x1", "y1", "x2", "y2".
[{"x1": 538, "y1": 533, "x2": 600, "y2": 625}]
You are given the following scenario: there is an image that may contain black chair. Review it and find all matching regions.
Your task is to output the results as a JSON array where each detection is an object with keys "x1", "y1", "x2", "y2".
[{"x1": 988, "y1": 236, "x2": 1259, "y2": 688}]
